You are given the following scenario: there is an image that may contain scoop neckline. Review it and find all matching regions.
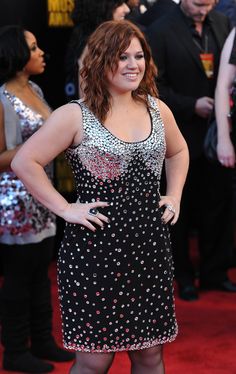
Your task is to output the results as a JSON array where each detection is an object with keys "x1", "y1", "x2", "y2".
[
  {"x1": 84, "y1": 101, "x2": 154, "y2": 145},
  {"x1": 3, "y1": 82, "x2": 48, "y2": 121}
]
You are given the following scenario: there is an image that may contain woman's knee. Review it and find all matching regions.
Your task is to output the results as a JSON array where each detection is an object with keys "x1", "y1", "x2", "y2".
[
  {"x1": 72, "y1": 351, "x2": 114, "y2": 373},
  {"x1": 129, "y1": 345, "x2": 163, "y2": 368}
]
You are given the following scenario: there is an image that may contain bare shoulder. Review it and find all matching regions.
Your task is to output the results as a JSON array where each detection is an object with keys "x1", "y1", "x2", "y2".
[
  {"x1": 47, "y1": 102, "x2": 83, "y2": 135},
  {"x1": 153, "y1": 99, "x2": 187, "y2": 157},
  {"x1": 51, "y1": 102, "x2": 82, "y2": 122},
  {"x1": 154, "y1": 98, "x2": 175, "y2": 123}
]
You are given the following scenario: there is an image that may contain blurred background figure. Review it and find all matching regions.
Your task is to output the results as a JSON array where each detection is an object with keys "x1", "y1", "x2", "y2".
[
  {"x1": 215, "y1": 27, "x2": 236, "y2": 267},
  {"x1": 138, "y1": 0, "x2": 177, "y2": 27},
  {"x1": 215, "y1": 27, "x2": 236, "y2": 168},
  {"x1": 126, "y1": 0, "x2": 148, "y2": 30},
  {"x1": 0, "y1": 25, "x2": 74, "y2": 373},
  {"x1": 126, "y1": 0, "x2": 148, "y2": 21},
  {"x1": 64, "y1": 0, "x2": 130, "y2": 101},
  {"x1": 126, "y1": 0, "x2": 147, "y2": 24}
]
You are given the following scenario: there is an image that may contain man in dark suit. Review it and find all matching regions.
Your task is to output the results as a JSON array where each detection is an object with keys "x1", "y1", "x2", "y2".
[
  {"x1": 138, "y1": 0, "x2": 177, "y2": 27},
  {"x1": 147, "y1": 0, "x2": 236, "y2": 300}
]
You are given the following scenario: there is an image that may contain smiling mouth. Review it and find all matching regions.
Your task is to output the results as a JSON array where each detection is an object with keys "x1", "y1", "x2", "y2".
[{"x1": 124, "y1": 73, "x2": 138, "y2": 78}]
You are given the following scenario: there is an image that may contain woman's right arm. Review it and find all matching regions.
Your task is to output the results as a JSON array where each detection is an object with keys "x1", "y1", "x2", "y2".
[
  {"x1": 215, "y1": 28, "x2": 236, "y2": 168},
  {"x1": 0, "y1": 102, "x2": 21, "y2": 172},
  {"x1": 11, "y1": 103, "x2": 109, "y2": 231}
]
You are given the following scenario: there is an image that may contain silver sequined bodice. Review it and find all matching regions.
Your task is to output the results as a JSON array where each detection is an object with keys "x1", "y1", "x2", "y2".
[
  {"x1": 66, "y1": 96, "x2": 166, "y2": 194},
  {"x1": 0, "y1": 86, "x2": 56, "y2": 245}
]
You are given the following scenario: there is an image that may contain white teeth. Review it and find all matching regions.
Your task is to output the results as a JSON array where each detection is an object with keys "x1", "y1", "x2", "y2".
[{"x1": 125, "y1": 74, "x2": 137, "y2": 78}]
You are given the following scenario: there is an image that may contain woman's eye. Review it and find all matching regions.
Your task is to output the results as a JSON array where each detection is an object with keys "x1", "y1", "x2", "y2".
[
  {"x1": 119, "y1": 55, "x2": 127, "y2": 61},
  {"x1": 136, "y1": 54, "x2": 144, "y2": 59},
  {"x1": 30, "y1": 45, "x2": 37, "y2": 52}
]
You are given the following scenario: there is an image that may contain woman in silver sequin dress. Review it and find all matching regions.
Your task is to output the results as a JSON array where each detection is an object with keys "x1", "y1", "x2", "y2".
[
  {"x1": 12, "y1": 20, "x2": 189, "y2": 374},
  {"x1": 0, "y1": 25, "x2": 74, "y2": 373}
]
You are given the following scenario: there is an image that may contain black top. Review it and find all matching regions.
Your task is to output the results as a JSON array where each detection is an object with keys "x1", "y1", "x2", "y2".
[
  {"x1": 180, "y1": 9, "x2": 220, "y2": 96},
  {"x1": 138, "y1": 0, "x2": 177, "y2": 27}
]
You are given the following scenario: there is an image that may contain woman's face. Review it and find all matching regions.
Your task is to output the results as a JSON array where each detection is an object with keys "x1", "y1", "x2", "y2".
[
  {"x1": 106, "y1": 37, "x2": 145, "y2": 95},
  {"x1": 23, "y1": 31, "x2": 45, "y2": 75},
  {"x1": 113, "y1": 2, "x2": 130, "y2": 20}
]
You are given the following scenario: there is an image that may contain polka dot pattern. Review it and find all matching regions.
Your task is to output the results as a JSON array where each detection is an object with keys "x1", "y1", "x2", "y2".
[{"x1": 57, "y1": 96, "x2": 178, "y2": 352}]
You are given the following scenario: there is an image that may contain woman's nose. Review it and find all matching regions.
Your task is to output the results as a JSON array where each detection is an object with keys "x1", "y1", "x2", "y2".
[{"x1": 127, "y1": 58, "x2": 137, "y2": 68}]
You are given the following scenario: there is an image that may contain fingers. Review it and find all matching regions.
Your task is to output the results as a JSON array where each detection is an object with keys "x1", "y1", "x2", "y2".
[
  {"x1": 159, "y1": 196, "x2": 179, "y2": 225},
  {"x1": 89, "y1": 201, "x2": 110, "y2": 209},
  {"x1": 86, "y1": 212, "x2": 109, "y2": 229},
  {"x1": 161, "y1": 207, "x2": 176, "y2": 225},
  {"x1": 86, "y1": 203, "x2": 110, "y2": 226},
  {"x1": 87, "y1": 207, "x2": 110, "y2": 223},
  {"x1": 65, "y1": 201, "x2": 111, "y2": 232},
  {"x1": 80, "y1": 201, "x2": 110, "y2": 232},
  {"x1": 82, "y1": 220, "x2": 98, "y2": 232},
  {"x1": 170, "y1": 212, "x2": 179, "y2": 225},
  {"x1": 97, "y1": 212, "x2": 110, "y2": 224},
  {"x1": 218, "y1": 157, "x2": 235, "y2": 168}
]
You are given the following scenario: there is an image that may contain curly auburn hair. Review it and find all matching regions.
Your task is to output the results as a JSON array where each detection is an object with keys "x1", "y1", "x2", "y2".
[{"x1": 80, "y1": 20, "x2": 158, "y2": 122}]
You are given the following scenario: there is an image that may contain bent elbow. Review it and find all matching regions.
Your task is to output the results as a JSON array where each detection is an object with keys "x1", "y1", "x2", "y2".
[{"x1": 11, "y1": 154, "x2": 21, "y2": 175}]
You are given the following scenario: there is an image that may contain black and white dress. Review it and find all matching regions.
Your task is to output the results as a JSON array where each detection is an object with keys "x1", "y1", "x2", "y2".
[{"x1": 58, "y1": 95, "x2": 178, "y2": 352}]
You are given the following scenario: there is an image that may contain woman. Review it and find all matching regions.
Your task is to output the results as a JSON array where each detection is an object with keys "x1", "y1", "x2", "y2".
[
  {"x1": 12, "y1": 20, "x2": 189, "y2": 374},
  {"x1": 215, "y1": 27, "x2": 236, "y2": 168},
  {"x1": 0, "y1": 25, "x2": 74, "y2": 373},
  {"x1": 64, "y1": 0, "x2": 130, "y2": 100}
]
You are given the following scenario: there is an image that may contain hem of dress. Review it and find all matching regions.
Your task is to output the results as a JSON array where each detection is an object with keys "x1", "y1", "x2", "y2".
[{"x1": 63, "y1": 328, "x2": 178, "y2": 353}]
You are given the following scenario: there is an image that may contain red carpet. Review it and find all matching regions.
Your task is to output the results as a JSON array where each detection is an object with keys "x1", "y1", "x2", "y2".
[{"x1": 1, "y1": 262, "x2": 236, "y2": 373}]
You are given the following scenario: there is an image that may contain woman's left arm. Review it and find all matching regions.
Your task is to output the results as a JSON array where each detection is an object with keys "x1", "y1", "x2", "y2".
[
  {"x1": 215, "y1": 28, "x2": 236, "y2": 167},
  {"x1": 158, "y1": 99, "x2": 189, "y2": 224}
]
